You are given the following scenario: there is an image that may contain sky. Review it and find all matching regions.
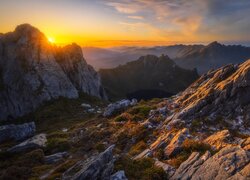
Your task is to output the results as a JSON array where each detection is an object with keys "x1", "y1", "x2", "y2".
[{"x1": 1, "y1": 0, "x2": 250, "y2": 47}]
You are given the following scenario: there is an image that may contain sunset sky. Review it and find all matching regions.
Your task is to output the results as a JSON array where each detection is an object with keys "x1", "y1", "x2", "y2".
[{"x1": 1, "y1": 0, "x2": 250, "y2": 47}]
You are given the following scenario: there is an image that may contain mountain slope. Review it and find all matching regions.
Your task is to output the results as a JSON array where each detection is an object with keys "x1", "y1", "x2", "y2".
[
  {"x1": 0, "y1": 24, "x2": 106, "y2": 121},
  {"x1": 99, "y1": 55, "x2": 199, "y2": 100},
  {"x1": 175, "y1": 41, "x2": 250, "y2": 74}
]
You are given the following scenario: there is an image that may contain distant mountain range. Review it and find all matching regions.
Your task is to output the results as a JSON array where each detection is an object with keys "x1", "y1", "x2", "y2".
[
  {"x1": 84, "y1": 42, "x2": 250, "y2": 74},
  {"x1": 99, "y1": 55, "x2": 199, "y2": 100},
  {"x1": 174, "y1": 41, "x2": 250, "y2": 74}
]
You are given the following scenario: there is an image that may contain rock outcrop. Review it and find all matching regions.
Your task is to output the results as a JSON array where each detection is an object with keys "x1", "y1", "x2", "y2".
[
  {"x1": 44, "y1": 151, "x2": 69, "y2": 164},
  {"x1": 8, "y1": 133, "x2": 47, "y2": 153},
  {"x1": 170, "y1": 145, "x2": 250, "y2": 180},
  {"x1": 0, "y1": 122, "x2": 35, "y2": 143},
  {"x1": 103, "y1": 99, "x2": 137, "y2": 117},
  {"x1": 63, "y1": 145, "x2": 116, "y2": 180},
  {"x1": 164, "y1": 128, "x2": 190, "y2": 157},
  {"x1": 0, "y1": 24, "x2": 106, "y2": 121},
  {"x1": 170, "y1": 59, "x2": 250, "y2": 133}
]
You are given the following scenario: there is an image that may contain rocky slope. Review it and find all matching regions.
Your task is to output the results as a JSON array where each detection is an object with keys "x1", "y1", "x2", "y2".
[
  {"x1": 175, "y1": 41, "x2": 250, "y2": 74},
  {"x1": 99, "y1": 54, "x2": 199, "y2": 100},
  {"x1": 0, "y1": 59, "x2": 250, "y2": 180},
  {"x1": 0, "y1": 24, "x2": 106, "y2": 121}
]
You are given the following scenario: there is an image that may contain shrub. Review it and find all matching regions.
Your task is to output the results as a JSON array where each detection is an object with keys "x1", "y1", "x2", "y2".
[
  {"x1": 182, "y1": 139, "x2": 212, "y2": 154},
  {"x1": 17, "y1": 149, "x2": 45, "y2": 167},
  {"x1": 0, "y1": 166, "x2": 32, "y2": 180},
  {"x1": 114, "y1": 113, "x2": 132, "y2": 122},
  {"x1": 154, "y1": 148, "x2": 165, "y2": 161},
  {"x1": 95, "y1": 142, "x2": 105, "y2": 152},
  {"x1": 129, "y1": 141, "x2": 147, "y2": 156},
  {"x1": 167, "y1": 151, "x2": 190, "y2": 168},
  {"x1": 128, "y1": 105, "x2": 151, "y2": 120},
  {"x1": 114, "y1": 156, "x2": 168, "y2": 180},
  {"x1": 45, "y1": 138, "x2": 71, "y2": 154}
]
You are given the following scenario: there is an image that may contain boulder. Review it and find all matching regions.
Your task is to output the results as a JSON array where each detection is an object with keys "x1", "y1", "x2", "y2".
[
  {"x1": 204, "y1": 130, "x2": 234, "y2": 150},
  {"x1": 63, "y1": 145, "x2": 115, "y2": 180},
  {"x1": 45, "y1": 151, "x2": 69, "y2": 164},
  {"x1": 0, "y1": 122, "x2": 35, "y2": 143},
  {"x1": 164, "y1": 128, "x2": 190, "y2": 157},
  {"x1": 8, "y1": 133, "x2": 47, "y2": 153},
  {"x1": 81, "y1": 103, "x2": 91, "y2": 108},
  {"x1": 155, "y1": 160, "x2": 175, "y2": 177},
  {"x1": 103, "y1": 99, "x2": 137, "y2": 117},
  {"x1": 110, "y1": 171, "x2": 128, "y2": 180}
]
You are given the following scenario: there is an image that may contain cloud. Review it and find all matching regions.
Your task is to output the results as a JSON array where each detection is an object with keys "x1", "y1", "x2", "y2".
[
  {"x1": 128, "y1": 16, "x2": 144, "y2": 20},
  {"x1": 104, "y1": 0, "x2": 250, "y2": 42}
]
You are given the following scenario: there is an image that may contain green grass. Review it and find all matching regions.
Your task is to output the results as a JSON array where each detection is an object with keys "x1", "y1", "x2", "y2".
[{"x1": 115, "y1": 156, "x2": 168, "y2": 180}]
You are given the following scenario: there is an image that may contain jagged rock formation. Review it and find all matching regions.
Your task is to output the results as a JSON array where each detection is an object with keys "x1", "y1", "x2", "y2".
[
  {"x1": 0, "y1": 24, "x2": 106, "y2": 121},
  {"x1": 175, "y1": 41, "x2": 250, "y2": 74},
  {"x1": 170, "y1": 59, "x2": 250, "y2": 133},
  {"x1": 100, "y1": 55, "x2": 199, "y2": 100},
  {"x1": 0, "y1": 122, "x2": 35, "y2": 143},
  {"x1": 63, "y1": 145, "x2": 127, "y2": 180},
  {"x1": 171, "y1": 146, "x2": 250, "y2": 180}
]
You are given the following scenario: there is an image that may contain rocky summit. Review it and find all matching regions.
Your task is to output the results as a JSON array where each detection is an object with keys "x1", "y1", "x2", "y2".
[{"x1": 0, "y1": 24, "x2": 106, "y2": 121}]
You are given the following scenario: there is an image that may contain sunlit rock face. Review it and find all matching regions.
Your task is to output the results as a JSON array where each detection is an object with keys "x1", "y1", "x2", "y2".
[
  {"x1": 170, "y1": 59, "x2": 250, "y2": 133},
  {"x1": 0, "y1": 24, "x2": 106, "y2": 121}
]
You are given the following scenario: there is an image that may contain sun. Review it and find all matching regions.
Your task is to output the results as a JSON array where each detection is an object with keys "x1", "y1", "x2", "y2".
[{"x1": 48, "y1": 37, "x2": 55, "y2": 43}]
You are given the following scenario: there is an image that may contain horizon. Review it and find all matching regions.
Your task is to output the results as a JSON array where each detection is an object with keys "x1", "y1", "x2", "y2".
[{"x1": 1, "y1": 0, "x2": 250, "y2": 47}]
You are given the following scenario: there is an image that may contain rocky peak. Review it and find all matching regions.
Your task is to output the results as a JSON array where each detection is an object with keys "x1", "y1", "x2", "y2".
[
  {"x1": 0, "y1": 24, "x2": 106, "y2": 121},
  {"x1": 4, "y1": 24, "x2": 47, "y2": 46}
]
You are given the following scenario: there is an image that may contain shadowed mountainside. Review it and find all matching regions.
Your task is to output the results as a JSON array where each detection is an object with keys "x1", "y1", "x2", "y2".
[{"x1": 99, "y1": 54, "x2": 199, "y2": 100}]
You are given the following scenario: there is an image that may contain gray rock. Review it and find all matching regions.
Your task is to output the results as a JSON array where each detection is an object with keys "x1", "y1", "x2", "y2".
[
  {"x1": 8, "y1": 133, "x2": 47, "y2": 153},
  {"x1": 63, "y1": 145, "x2": 115, "y2": 180},
  {"x1": 155, "y1": 160, "x2": 175, "y2": 177},
  {"x1": 133, "y1": 148, "x2": 152, "y2": 160},
  {"x1": 171, "y1": 151, "x2": 211, "y2": 180},
  {"x1": 45, "y1": 151, "x2": 69, "y2": 164},
  {"x1": 103, "y1": 99, "x2": 137, "y2": 117},
  {"x1": 0, "y1": 24, "x2": 106, "y2": 121},
  {"x1": 81, "y1": 103, "x2": 91, "y2": 108},
  {"x1": 170, "y1": 146, "x2": 250, "y2": 180},
  {"x1": 111, "y1": 171, "x2": 128, "y2": 180},
  {"x1": 164, "y1": 128, "x2": 190, "y2": 157},
  {"x1": 0, "y1": 122, "x2": 35, "y2": 143}
]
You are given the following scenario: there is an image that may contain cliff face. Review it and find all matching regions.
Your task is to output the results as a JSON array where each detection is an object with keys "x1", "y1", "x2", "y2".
[{"x1": 0, "y1": 24, "x2": 106, "y2": 121}]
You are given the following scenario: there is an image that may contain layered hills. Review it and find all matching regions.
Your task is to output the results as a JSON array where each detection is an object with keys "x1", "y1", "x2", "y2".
[{"x1": 175, "y1": 41, "x2": 250, "y2": 74}]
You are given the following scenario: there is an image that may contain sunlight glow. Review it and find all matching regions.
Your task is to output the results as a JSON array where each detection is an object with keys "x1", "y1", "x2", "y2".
[{"x1": 48, "y1": 37, "x2": 55, "y2": 43}]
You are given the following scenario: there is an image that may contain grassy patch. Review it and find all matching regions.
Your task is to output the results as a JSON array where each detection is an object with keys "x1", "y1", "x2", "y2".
[
  {"x1": 115, "y1": 156, "x2": 168, "y2": 180},
  {"x1": 114, "y1": 112, "x2": 132, "y2": 122},
  {"x1": 128, "y1": 105, "x2": 152, "y2": 120},
  {"x1": 129, "y1": 141, "x2": 147, "y2": 156},
  {"x1": 45, "y1": 137, "x2": 71, "y2": 154}
]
